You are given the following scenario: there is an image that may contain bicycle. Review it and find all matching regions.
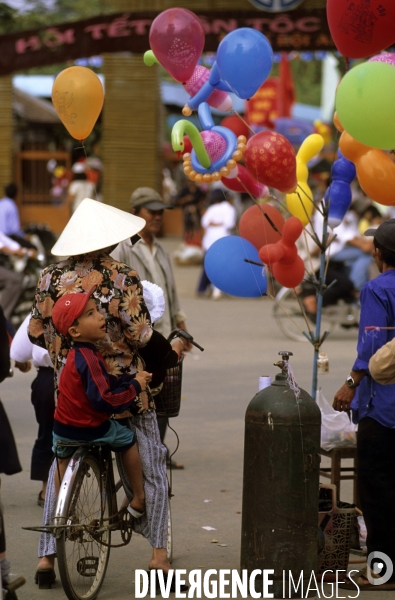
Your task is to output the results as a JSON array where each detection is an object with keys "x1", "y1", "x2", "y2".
[
  {"x1": 273, "y1": 286, "x2": 360, "y2": 343},
  {"x1": 24, "y1": 329, "x2": 203, "y2": 600}
]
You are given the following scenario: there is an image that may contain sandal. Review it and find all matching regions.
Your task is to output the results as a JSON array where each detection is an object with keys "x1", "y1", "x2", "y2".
[
  {"x1": 338, "y1": 567, "x2": 395, "y2": 591},
  {"x1": 127, "y1": 504, "x2": 145, "y2": 519}
]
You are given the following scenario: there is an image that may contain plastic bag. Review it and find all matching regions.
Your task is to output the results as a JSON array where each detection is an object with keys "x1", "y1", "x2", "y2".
[{"x1": 316, "y1": 389, "x2": 357, "y2": 451}]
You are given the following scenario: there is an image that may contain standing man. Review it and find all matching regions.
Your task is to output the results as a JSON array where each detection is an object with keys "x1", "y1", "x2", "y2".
[
  {"x1": 334, "y1": 219, "x2": 395, "y2": 592},
  {"x1": 0, "y1": 184, "x2": 23, "y2": 237},
  {"x1": 111, "y1": 187, "x2": 191, "y2": 469}
]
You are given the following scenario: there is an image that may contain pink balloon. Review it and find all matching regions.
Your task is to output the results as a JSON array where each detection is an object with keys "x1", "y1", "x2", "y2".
[
  {"x1": 200, "y1": 130, "x2": 227, "y2": 163},
  {"x1": 369, "y1": 52, "x2": 395, "y2": 67},
  {"x1": 222, "y1": 165, "x2": 269, "y2": 199},
  {"x1": 183, "y1": 66, "x2": 233, "y2": 112},
  {"x1": 149, "y1": 8, "x2": 205, "y2": 83}
]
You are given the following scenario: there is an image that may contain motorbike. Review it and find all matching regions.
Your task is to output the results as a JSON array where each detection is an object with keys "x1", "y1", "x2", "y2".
[{"x1": 7, "y1": 225, "x2": 56, "y2": 330}]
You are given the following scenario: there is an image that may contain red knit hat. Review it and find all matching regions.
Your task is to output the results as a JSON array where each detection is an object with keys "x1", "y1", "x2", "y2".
[{"x1": 52, "y1": 287, "x2": 96, "y2": 336}]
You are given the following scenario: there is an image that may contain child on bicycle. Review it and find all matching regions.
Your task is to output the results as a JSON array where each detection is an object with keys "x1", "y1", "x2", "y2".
[{"x1": 51, "y1": 287, "x2": 152, "y2": 519}]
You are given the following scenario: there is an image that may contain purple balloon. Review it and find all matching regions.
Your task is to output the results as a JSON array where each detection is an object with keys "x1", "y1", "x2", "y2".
[{"x1": 369, "y1": 52, "x2": 395, "y2": 67}]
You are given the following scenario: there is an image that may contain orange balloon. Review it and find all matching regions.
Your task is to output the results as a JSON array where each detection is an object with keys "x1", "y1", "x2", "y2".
[
  {"x1": 339, "y1": 131, "x2": 395, "y2": 206},
  {"x1": 333, "y1": 112, "x2": 344, "y2": 133},
  {"x1": 52, "y1": 66, "x2": 104, "y2": 141}
]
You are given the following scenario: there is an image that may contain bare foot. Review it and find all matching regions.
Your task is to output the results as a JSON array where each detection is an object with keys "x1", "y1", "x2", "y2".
[
  {"x1": 149, "y1": 549, "x2": 171, "y2": 574},
  {"x1": 130, "y1": 493, "x2": 145, "y2": 514},
  {"x1": 36, "y1": 555, "x2": 55, "y2": 571}
]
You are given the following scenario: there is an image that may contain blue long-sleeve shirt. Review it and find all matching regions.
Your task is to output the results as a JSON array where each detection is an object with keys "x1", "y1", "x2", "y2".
[
  {"x1": 53, "y1": 341, "x2": 142, "y2": 441},
  {"x1": 351, "y1": 269, "x2": 395, "y2": 428}
]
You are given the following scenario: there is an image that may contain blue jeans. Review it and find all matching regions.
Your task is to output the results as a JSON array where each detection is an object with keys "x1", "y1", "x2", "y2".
[{"x1": 331, "y1": 246, "x2": 372, "y2": 291}]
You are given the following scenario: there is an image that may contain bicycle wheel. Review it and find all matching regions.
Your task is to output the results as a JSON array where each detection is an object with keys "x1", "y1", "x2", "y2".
[
  {"x1": 273, "y1": 287, "x2": 335, "y2": 343},
  {"x1": 56, "y1": 452, "x2": 111, "y2": 600}
]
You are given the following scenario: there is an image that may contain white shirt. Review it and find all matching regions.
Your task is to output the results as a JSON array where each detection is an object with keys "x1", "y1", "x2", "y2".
[
  {"x1": 10, "y1": 314, "x2": 53, "y2": 368},
  {"x1": 68, "y1": 180, "x2": 96, "y2": 213},
  {"x1": 134, "y1": 239, "x2": 172, "y2": 338},
  {"x1": 0, "y1": 231, "x2": 20, "y2": 252},
  {"x1": 201, "y1": 201, "x2": 237, "y2": 252}
]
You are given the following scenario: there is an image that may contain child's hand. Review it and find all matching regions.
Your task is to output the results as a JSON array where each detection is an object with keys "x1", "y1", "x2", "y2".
[{"x1": 135, "y1": 371, "x2": 152, "y2": 391}]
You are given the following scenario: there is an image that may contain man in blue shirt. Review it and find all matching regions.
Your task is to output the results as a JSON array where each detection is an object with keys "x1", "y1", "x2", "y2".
[
  {"x1": 334, "y1": 219, "x2": 395, "y2": 591},
  {"x1": 0, "y1": 184, "x2": 22, "y2": 237}
]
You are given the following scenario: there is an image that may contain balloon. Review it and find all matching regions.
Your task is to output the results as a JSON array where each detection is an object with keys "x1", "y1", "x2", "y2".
[
  {"x1": 204, "y1": 236, "x2": 267, "y2": 298},
  {"x1": 182, "y1": 29, "x2": 273, "y2": 114},
  {"x1": 216, "y1": 29, "x2": 273, "y2": 99},
  {"x1": 339, "y1": 131, "x2": 395, "y2": 207},
  {"x1": 333, "y1": 111, "x2": 344, "y2": 133},
  {"x1": 220, "y1": 115, "x2": 251, "y2": 140},
  {"x1": 272, "y1": 256, "x2": 305, "y2": 289},
  {"x1": 327, "y1": 0, "x2": 395, "y2": 59},
  {"x1": 173, "y1": 103, "x2": 247, "y2": 183},
  {"x1": 222, "y1": 165, "x2": 269, "y2": 199},
  {"x1": 244, "y1": 132, "x2": 297, "y2": 193},
  {"x1": 239, "y1": 204, "x2": 284, "y2": 250},
  {"x1": 52, "y1": 66, "x2": 104, "y2": 141},
  {"x1": 336, "y1": 62, "x2": 395, "y2": 150},
  {"x1": 149, "y1": 8, "x2": 205, "y2": 82},
  {"x1": 285, "y1": 134, "x2": 324, "y2": 225},
  {"x1": 369, "y1": 52, "x2": 395, "y2": 66},
  {"x1": 325, "y1": 150, "x2": 356, "y2": 228},
  {"x1": 184, "y1": 66, "x2": 232, "y2": 112},
  {"x1": 258, "y1": 217, "x2": 304, "y2": 288}
]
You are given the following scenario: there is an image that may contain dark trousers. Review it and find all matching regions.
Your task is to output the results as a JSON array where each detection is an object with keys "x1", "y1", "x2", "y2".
[
  {"x1": 357, "y1": 417, "x2": 395, "y2": 581},
  {"x1": 30, "y1": 367, "x2": 55, "y2": 482}
]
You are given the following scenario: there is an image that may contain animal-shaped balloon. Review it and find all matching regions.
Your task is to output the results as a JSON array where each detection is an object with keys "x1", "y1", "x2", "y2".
[
  {"x1": 172, "y1": 102, "x2": 246, "y2": 183},
  {"x1": 144, "y1": 53, "x2": 233, "y2": 113},
  {"x1": 285, "y1": 134, "x2": 324, "y2": 225},
  {"x1": 258, "y1": 217, "x2": 305, "y2": 288},
  {"x1": 182, "y1": 28, "x2": 273, "y2": 116},
  {"x1": 324, "y1": 150, "x2": 356, "y2": 229}
]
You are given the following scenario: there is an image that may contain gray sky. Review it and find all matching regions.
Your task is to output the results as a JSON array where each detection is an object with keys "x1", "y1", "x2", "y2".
[{"x1": 5, "y1": 0, "x2": 55, "y2": 10}]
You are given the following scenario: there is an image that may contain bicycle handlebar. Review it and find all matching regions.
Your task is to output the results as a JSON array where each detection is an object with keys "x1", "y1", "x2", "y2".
[{"x1": 167, "y1": 328, "x2": 204, "y2": 352}]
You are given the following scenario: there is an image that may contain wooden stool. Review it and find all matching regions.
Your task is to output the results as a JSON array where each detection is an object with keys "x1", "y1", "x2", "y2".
[{"x1": 319, "y1": 446, "x2": 359, "y2": 507}]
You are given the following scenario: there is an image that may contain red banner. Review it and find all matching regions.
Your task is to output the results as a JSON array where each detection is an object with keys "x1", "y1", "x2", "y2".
[
  {"x1": 246, "y1": 78, "x2": 279, "y2": 128},
  {"x1": 0, "y1": 8, "x2": 333, "y2": 76}
]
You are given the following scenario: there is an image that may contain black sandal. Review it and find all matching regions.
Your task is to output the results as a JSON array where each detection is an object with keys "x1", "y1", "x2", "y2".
[{"x1": 34, "y1": 568, "x2": 56, "y2": 589}]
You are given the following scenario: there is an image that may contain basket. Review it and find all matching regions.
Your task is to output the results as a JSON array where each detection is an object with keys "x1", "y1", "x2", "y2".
[
  {"x1": 317, "y1": 484, "x2": 356, "y2": 574},
  {"x1": 154, "y1": 354, "x2": 184, "y2": 418}
]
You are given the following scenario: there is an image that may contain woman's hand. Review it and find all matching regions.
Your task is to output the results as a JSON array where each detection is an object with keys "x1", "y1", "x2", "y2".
[{"x1": 14, "y1": 360, "x2": 32, "y2": 373}]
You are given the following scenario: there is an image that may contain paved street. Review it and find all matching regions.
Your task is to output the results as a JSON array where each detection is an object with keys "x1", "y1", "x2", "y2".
[{"x1": 1, "y1": 237, "x2": 387, "y2": 599}]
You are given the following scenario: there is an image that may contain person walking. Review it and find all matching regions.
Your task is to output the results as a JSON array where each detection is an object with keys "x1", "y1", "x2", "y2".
[
  {"x1": 334, "y1": 219, "x2": 395, "y2": 591},
  {"x1": 111, "y1": 187, "x2": 190, "y2": 469},
  {"x1": 29, "y1": 199, "x2": 185, "y2": 587}
]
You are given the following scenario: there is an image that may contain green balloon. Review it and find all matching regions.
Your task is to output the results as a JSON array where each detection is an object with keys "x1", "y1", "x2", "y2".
[{"x1": 336, "y1": 62, "x2": 395, "y2": 150}]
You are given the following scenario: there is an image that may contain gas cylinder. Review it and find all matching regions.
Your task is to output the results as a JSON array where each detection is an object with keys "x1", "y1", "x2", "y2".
[{"x1": 240, "y1": 351, "x2": 321, "y2": 598}]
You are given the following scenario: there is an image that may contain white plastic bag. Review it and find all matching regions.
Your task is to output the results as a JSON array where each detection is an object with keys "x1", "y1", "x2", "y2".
[{"x1": 316, "y1": 389, "x2": 357, "y2": 451}]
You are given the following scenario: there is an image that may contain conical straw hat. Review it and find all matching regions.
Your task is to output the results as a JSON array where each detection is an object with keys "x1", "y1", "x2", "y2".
[{"x1": 51, "y1": 198, "x2": 146, "y2": 256}]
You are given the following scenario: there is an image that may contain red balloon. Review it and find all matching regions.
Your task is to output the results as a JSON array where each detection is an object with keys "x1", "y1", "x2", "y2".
[
  {"x1": 273, "y1": 256, "x2": 305, "y2": 288},
  {"x1": 244, "y1": 132, "x2": 297, "y2": 193},
  {"x1": 327, "y1": 0, "x2": 395, "y2": 59},
  {"x1": 281, "y1": 217, "x2": 304, "y2": 247},
  {"x1": 149, "y1": 8, "x2": 205, "y2": 82},
  {"x1": 239, "y1": 204, "x2": 284, "y2": 250},
  {"x1": 259, "y1": 243, "x2": 285, "y2": 266},
  {"x1": 222, "y1": 165, "x2": 269, "y2": 199},
  {"x1": 220, "y1": 115, "x2": 251, "y2": 139}
]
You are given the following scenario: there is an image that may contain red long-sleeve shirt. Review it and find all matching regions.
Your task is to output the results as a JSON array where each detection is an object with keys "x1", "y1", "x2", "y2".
[{"x1": 53, "y1": 341, "x2": 141, "y2": 441}]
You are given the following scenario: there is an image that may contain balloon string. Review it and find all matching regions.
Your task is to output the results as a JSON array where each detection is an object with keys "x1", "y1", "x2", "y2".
[
  {"x1": 74, "y1": 140, "x2": 99, "y2": 202},
  {"x1": 232, "y1": 110, "x2": 255, "y2": 135}
]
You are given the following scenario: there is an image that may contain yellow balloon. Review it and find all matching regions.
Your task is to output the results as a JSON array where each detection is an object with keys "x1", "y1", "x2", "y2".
[
  {"x1": 52, "y1": 66, "x2": 104, "y2": 141},
  {"x1": 285, "y1": 134, "x2": 324, "y2": 225}
]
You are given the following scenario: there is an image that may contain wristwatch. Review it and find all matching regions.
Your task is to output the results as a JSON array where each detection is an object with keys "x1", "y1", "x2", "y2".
[{"x1": 346, "y1": 374, "x2": 358, "y2": 388}]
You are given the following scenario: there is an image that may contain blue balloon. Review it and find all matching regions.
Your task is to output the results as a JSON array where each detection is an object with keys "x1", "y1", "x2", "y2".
[
  {"x1": 204, "y1": 236, "x2": 267, "y2": 298},
  {"x1": 325, "y1": 150, "x2": 356, "y2": 229},
  {"x1": 216, "y1": 29, "x2": 273, "y2": 99}
]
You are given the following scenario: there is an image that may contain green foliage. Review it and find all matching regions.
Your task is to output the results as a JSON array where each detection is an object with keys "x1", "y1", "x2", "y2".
[
  {"x1": 271, "y1": 58, "x2": 322, "y2": 107},
  {"x1": 0, "y1": 0, "x2": 116, "y2": 34}
]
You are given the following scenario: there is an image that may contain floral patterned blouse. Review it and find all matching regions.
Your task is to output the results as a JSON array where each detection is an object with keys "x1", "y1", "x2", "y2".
[{"x1": 28, "y1": 250, "x2": 153, "y2": 412}]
